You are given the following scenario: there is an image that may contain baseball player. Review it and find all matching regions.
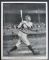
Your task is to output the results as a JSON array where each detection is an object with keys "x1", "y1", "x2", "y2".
[{"x1": 7, "y1": 15, "x2": 39, "y2": 55}]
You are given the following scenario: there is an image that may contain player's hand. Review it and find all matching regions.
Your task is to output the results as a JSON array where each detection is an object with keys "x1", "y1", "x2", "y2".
[{"x1": 16, "y1": 26, "x2": 18, "y2": 29}]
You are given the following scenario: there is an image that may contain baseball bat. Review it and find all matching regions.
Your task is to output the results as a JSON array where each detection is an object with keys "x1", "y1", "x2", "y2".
[
  {"x1": 20, "y1": 10, "x2": 37, "y2": 32},
  {"x1": 20, "y1": 10, "x2": 23, "y2": 22}
]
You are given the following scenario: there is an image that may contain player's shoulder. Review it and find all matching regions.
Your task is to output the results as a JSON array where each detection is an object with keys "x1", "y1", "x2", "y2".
[
  {"x1": 22, "y1": 21, "x2": 26, "y2": 23},
  {"x1": 30, "y1": 21, "x2": 33, "y2": 24}
]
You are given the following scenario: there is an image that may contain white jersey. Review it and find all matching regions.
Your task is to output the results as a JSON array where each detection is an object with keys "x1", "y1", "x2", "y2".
[
  {"x1": 18, "y1": 21, "x2": 33, "y2": 35},
  {"x1": 16, "y1": 21, "x2": 33, "y2": 47},
  {"x1": 18, "y1": 21, "x2": 33, "y2": 29}
]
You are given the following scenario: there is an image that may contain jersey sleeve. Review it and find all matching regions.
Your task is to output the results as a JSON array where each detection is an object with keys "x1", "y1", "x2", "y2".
[
  {"x1": 17, "y1": 21, "x2": 26, "y2": 29},
  {"x1": 31, "y1": 22, "x2": 33, "y2": 28},
  {"x1": 17, "y1": 22, "x2": 23, "y2": 28}
]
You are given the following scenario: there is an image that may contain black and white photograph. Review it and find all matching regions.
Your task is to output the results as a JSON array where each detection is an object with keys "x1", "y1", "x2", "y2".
[{"x1": 1, "y1": 2, "x2": 48, "y2": 59}]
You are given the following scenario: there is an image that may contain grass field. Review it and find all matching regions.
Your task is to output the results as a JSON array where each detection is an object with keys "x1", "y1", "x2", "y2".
[
  {"x1": 3, "y1": 28, "x2": 46, "y2": 56},
  {"x1": 3, "y1": 37, "x2": 46, "y2": 56}
]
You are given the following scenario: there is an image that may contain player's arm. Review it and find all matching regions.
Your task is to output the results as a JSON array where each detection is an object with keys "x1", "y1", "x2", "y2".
[
  {"x1": 31, "y1": 23, "x2": 33, "y2": 28},
  {"x1": 27, "y1": 23, "x2": 33, "y2": 29},
  {"x1": 16, "y1": 22, "x2": 23, "y2": 29}
]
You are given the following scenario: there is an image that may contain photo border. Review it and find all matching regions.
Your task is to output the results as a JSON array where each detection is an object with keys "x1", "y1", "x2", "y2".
[{"x1": 1, "y1": 1, "x2": 48, "y2": 59}]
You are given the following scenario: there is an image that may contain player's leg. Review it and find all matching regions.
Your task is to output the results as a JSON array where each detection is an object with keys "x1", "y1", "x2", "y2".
[
  {"x1": 20, "y1": 33, "x2": 39, "y2": 55},
  {"x1": 26, "y1": 42, "x2": 35, "y2": 54},
  {"x1": 26, "y1": 39, "x2": 39, "y2": 55},
  {"x1": 24, "y1": 39, "x2": 36, "y2": 54},
  {"x1": 8, "y1": 46, "x2": 17, "y2": 52},
  {"x1": 27, "y1": 45, "x2": 39, "y2": 55},
  {"x1": 7, "y1": 39, "x2": 21, "y2": 54}
]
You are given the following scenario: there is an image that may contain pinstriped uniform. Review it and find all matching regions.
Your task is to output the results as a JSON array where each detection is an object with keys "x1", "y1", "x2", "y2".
[{"x1": 16, "y1": 21, "x2": 33, "y2": 47}]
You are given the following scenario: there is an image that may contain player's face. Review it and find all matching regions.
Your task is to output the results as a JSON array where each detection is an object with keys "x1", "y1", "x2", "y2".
[
  {"x1": 25, "y1": 17, "x2": 31, "y2": 22},
  {"x1": 26, "y1": 19, "x2": 30, "y2": 23}
]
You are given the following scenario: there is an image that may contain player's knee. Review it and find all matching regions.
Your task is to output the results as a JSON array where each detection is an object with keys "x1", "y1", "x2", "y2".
[
  {"x1": 26, "y1": 43, "x2": 30, "y2": 46},
  {"x1": 15, "y1": 43, "x2": 20, "y2": 48}
]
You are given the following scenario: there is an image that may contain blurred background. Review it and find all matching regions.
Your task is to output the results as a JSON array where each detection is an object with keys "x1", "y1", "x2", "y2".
[{"x1": 3, "y1": 3, "x2": 46, "y2": 56}]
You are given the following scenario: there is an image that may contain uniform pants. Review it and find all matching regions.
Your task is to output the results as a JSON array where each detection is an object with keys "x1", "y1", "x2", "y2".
[{"x1": 16, "y1": 31, "x2": 30, "y2": 47}]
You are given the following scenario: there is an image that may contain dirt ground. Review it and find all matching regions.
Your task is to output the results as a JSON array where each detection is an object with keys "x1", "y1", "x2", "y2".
[{"x1": 3, "y1": 37, "x2": 46, "y2": 56}]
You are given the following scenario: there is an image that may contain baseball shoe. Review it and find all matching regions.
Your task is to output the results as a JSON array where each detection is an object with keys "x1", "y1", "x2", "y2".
[{"x1": 33, "y1": 51, "x2": 40, "y2": 55}]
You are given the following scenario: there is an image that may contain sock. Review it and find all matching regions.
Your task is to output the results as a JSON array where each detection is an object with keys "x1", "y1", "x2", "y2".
[
  {"x1": 27, "y1": 45, "x2": 35, "y2": 54},
  {"x1": 9, "y1": 46, "x2": 17, "y2": 52}
]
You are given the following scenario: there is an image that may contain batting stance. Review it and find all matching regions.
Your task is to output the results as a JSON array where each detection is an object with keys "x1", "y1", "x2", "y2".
[
  {"x1": 7, "y1": 14, "x2": 39, "y2": 55},
  {"x1": 7, "y1": 15, "x2": 38, "y2": 55}
]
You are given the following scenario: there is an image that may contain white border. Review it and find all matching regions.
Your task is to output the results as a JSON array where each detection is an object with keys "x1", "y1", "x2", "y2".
[{"x1": 1, "y1": 1, "x2": 48, "y2": 59}]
